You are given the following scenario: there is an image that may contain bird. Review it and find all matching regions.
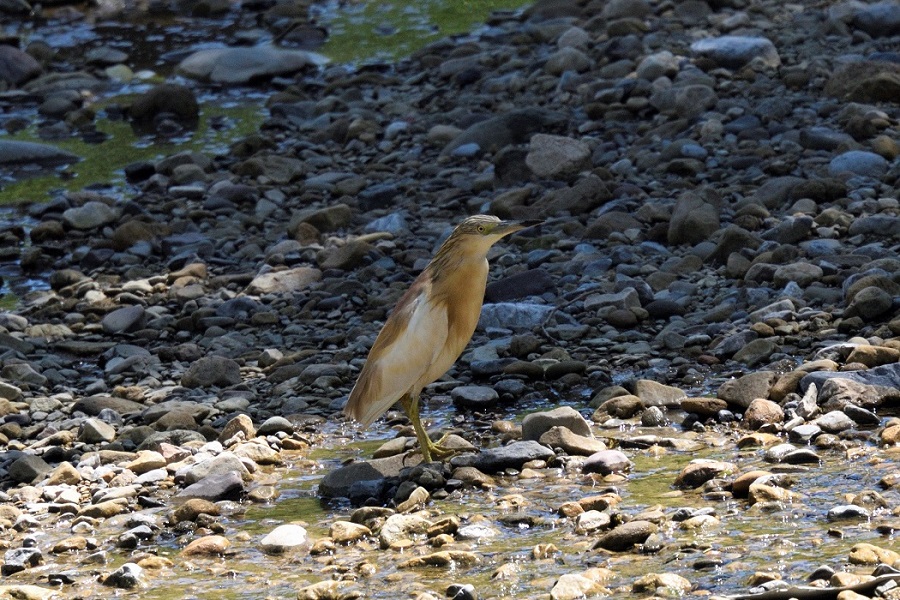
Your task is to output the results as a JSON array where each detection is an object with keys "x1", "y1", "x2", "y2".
[{"x1": 344, "y1": 214, "x2": 541, "y2": 462}]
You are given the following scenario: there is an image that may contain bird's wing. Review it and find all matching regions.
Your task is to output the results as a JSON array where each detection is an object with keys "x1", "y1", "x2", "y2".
[{"x1": 344, "y1": 277, "x2": 449, "y2": 427}]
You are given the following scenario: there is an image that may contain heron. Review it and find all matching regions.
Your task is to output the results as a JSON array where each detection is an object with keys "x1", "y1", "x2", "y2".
[{"x1": 344, "y1": 214, "x2": 541, "y2": 462}]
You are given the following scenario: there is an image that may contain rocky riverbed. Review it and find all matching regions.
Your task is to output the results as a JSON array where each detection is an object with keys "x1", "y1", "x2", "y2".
[{"x1": 1, "y1": 0, "x2": 900, "y2": 598}]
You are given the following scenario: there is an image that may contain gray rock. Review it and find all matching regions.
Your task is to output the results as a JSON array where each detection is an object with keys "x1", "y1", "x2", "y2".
[
  {"x1": 732, "y1": 339, "x2": 777, "y2": 367},
  {"x1": 814, "y1": 411, "x2": 856, "y2": 433},
  {"x1": 451, "y1": 385, "x2": 500, "y2": 409},
  {"x1": 0, "y1": 140, "x2": 78, "y2": 166},
  {"x1": 257, "y1": 416, "x2": 294, "y2": 436},
  {"x1": 78, "y1": 417, "x2": 117, "y2": 443},
  {"x1": 636, "y1": 50, "x2": 679, "y2": 81},
  {"x1": 673, "y1": 84, "x2": 718, "y2": 119},
  {"x1": 539, "y1": 426, "x2": 607, "y2": 456},
  {"x1": 801, "y1": 363, "x2": 900, "y2": 398},
  {"x1": 103, "y1": 563, "x2": 143, "y2": 588},
  {"x1": 101, "y1": 305, "x2": 146, "y2": 334},
  {"x1": 787, "y1": 423, "x2": 822, "y2": 443},
  {"x1": 442, "y1": 108, "x2": 566, "y2": 156},
  {"x1": 62, "y1": 201, "x2": 119, "y2": 230},
  {"x1": 138, "y1": 430, "x2": 207, "y2": 451},
  {"x1": 176, "y1": 46, "x2": 327, "y2": 83},
  {"x1": 842, "y1": 404, "x2": 880, "y2": 426},
  {"x1": 364, "y1": 212, "x2": 408, "y2": 235},
  {"x1": 641, "y1": 406, "x2": 668, "y2": 427},
  {"x1": 181, "y1": 356, "x2": 242, "y2": 388},
  {"x1": 73, "y1": 395, "x2": 145, "y2": 416},
  {"x1": 763, "y1": 215, "x2": 815, "y2": 244},
  {"x1": 0, "y1": 45, "x2": 42, "y2": 86},
  {"x1": 8, "y1": 455, "x2": 51, "y2": 484},
  {"x1": 773, "y1": 262, "x2": 823, "y2": 287},
  {"x1": 260, "y1": 524, "x2": 309, "y2": 554},
  {"x1": 179, "y1": 452, "x2": 249, "y2": 485},
  {"x1": 246, "y1": 267, "x2": 322, "y2": 295},
  {"x1": 846, "y1": 286, "x2": 893, "y2": 320},
  {"x1": 544, "y1": 46, "x2": 592, "y2": 75},
  {"x1": 634, "y1": 380, "x2": 686, "y2": 407},
  {"x1": 690, "y1": 35, "x2": 780, "y2": 69},
  {"x1": 176, "y1": 471, "x2": 245, "y2": 501},
  {"x1": 319, "y1": 454, "x2": 422, "y2": 498},
  {"x1": 478, "y1": 302, "x2": 553, "y2": 331},
  {"x1": 2, "y1": 362, "x2": 47, "y2": 387},
  {"x1": 584, "y1": 289, "x2": 641, "y2": 312},
  {"x1": 848, "y1": 215, "x2": 900, "y2": 237},
  {"x1": 526, "y1": 133, "x2": 591, "y2": 179},
  {"x1": 582, "y1": 449, "x2": 633, "y2": 476},
  {"x1": 717, "y1": 371, "x2": 776, "y2": 409},
  {"x1": 0, "y1": 381, "x2": 22, "y2": 401},
  {"x1": 2, "y1": 547, "x2": 42, "y2": 576},
  {"x1": 851, "y1": 1, "x2": 900, "y2": 37},
  {"x1": 668, "y1": 189, "x2": 721, "y2": 245},
  {"x1": 472, "y1": 441, "x2": 554, "y2": 473},
  {"x1": 522, "y1": 406, "x2": 591, "y2": 440},
  {"x1": 828, "y1": 151, "x2": 889, "y2": 178},
  {"x1": 485, "y1": 268, "x2": 555, "y2": 303}
]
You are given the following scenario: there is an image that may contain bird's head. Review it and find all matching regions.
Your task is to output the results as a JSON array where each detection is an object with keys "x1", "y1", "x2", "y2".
[
  {"x1": 440, "y1": 214, "x2": 542, "y2": 258},
  {"x1": 455, "y1": 214, "x2": 542, "y2": 239}
]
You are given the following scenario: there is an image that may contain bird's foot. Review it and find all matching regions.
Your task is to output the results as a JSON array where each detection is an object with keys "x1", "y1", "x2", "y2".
[{"x1": 420, "y1": 434, "x2": 467, "y2": 463}]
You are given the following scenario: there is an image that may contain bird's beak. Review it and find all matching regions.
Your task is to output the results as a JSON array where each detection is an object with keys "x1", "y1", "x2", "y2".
[{"x1": 495, "y1": 219, "x2": 543, "y2": 236}]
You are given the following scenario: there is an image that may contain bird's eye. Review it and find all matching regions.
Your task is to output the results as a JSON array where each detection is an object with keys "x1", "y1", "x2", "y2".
[{"x1": 476, "y1": 225, "x2": 486, "y2": 234}]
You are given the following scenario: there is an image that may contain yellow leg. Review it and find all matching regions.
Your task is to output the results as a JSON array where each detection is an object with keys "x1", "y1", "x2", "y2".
[{"x1": 399, "y1": 394, "x2": 460, "y2": 462}]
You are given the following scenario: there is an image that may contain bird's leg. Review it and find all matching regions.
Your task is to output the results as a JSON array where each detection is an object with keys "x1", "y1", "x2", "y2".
[
  {"x1": 400, "y1": 393, "x2": 434, "y2": 462},
  {"x1": 399, "y1": 394, "x2": 461, "y2": 462}
]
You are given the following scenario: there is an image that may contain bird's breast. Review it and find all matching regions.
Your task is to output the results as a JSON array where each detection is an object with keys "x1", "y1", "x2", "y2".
[{"x1": 437, "y1": 258, "x2": 489, "y2": 360}]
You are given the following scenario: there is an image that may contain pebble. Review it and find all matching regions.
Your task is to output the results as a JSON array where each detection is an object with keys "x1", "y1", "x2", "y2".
[{"x1": 260, "y1": 524, "x2": 309, "y2": 554}]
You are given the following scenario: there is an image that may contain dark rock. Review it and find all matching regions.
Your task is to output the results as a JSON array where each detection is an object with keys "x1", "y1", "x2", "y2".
[
  {"x1": 451, "y1": 385, "x2": 500, "y2": 409},
  {"x1": 442, "y1": 108, "x2": 566, "y2": 156},
  {"x1": 0, "y1": 46, "x2": 42, "y2": 86},
  {"x1": 73, "y1": 395, "x2": 145, "y2": 416},
  {"x1": 175, "y1": 471, "x2": 245, "y2": 501},
  {"x1": 319, "y1": 453, "x2": 423, "y2": 498},
  {"x1": 181, "y1": 356, "x2": 242, "y2": 388},
  {"x1": 592, "y1": 520, "x2": 658, "y2": 552},
  {"x1": 8, "y1": 454, "x2": 51, "y2": 484},
  {"x1": 485, "y1": 269, "x2": 555, "y2": 303},
  {"x1": 2, "y1": 547, "x2": 43, "y2": 576},
  {"x1": 128, "y1": 83, "x2": 199, "y2": 124},
  {"x1": 472, "y1": 441, "x2": 554, "y2": 473},
  {"x1": 102, "y1": 305, "x2": 146, "y2": 334}
]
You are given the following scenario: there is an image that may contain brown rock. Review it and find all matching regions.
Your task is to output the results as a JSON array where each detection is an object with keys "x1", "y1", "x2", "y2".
[
  {"x1": 732, "y1": 470, "x2": 773, "y2": 498},
  {"x1": 743, "y1": 398, "x2": 785, "y2": 430},
  {"x1": 681, "y1": 397, "x2": 727, "y2": 418},
  {"x1": 173, "y1": 498, "x2": 220, "y2": 522},
  {"x1": 674, "y1": 460, "x2": 736, "y2": 489},
  {"x1": 181, "y1": 535, "x2": 231, "y2": 556}
]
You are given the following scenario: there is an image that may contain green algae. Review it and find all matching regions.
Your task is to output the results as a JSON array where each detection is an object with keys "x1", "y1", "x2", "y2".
[
  {"x1": 0, "y1": 102, "x2": 265, "y2": 206},
  {"x1": 319, "y1": 0, "x2": 532, "y2": 64}
]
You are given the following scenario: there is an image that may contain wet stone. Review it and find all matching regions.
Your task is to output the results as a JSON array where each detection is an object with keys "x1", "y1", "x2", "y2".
[
  {"x1": 471, "y1": 441, "x2": 554, "y2": 473},
  {"x1": 260, "y1": 524, "x2": 309, "y2": 554},
  {"x1": 581, "y1": 450, "x2": 633, "y2": 475},
  {"x1": 2, "y1": 547, "x2": 43, "y2": 575},
  {"x1": 522, "y1": 406, "x2": 591, "y2": 441},
  {"x1": 451, "y1": 385, "x2": 499, "y2": 409}
]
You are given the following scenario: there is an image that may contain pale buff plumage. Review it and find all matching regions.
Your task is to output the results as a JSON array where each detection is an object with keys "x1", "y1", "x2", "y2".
[{"x1": 344, "y1": 215, "x2": 540, "y2": 461}]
